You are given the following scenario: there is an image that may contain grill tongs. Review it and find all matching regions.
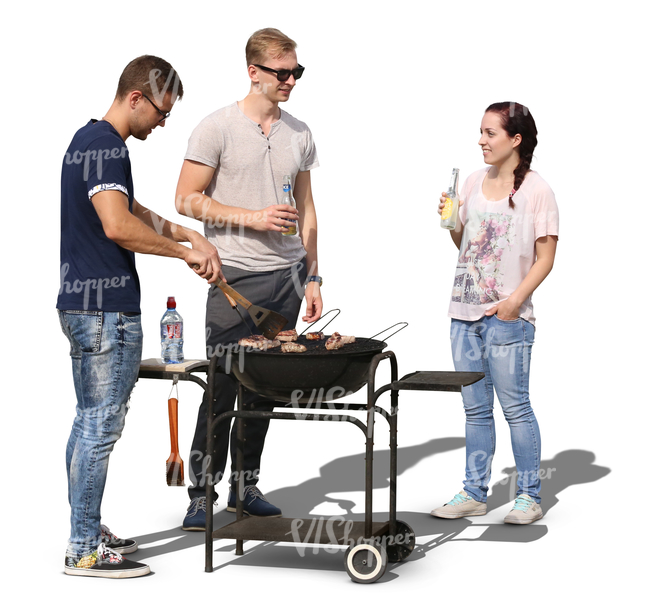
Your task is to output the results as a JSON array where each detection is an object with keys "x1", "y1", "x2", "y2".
[{"x1": 216, "y1": 278, "x2": 288, "y2": 340}]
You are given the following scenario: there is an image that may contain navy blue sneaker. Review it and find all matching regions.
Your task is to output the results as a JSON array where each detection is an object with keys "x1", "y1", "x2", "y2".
[
  {"x1": 227, "y1": 486, "x2": 282, "y2": 517},
  {"x1": 182, "y1": 496, "x2": 208, "y2": 531}
]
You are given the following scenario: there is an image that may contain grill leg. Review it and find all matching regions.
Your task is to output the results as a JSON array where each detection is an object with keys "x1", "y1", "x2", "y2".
[
  {"x1": 389, "y1": 396, "x2": 398, "y2": 539},
  {"x1": 205, "y1": 358, "x2": 217, "y2": 572},
  {"x1": 364, "y1": 406, "x2": 374, "y2": 539},
  {"x1": 236, "y1": 382, "x2": 245, "y2": 556}
]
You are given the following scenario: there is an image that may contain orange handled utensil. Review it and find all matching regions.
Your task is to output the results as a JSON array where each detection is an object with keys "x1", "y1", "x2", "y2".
[{"x1": 166, "y1": 382, "x2": 184, "y2": 486}]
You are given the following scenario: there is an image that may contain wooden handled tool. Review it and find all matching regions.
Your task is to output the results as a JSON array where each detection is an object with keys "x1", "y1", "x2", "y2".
[
  {"x1": 223, "y1": 292, "x2": 238, "y2": 308},
  {"x1": 190, "y1": 265, "x2": 287, "y2": 338},
  {"x1": 166, "y1": 396, "x2": 185, "y2": 486},
  {"x1": 215, "y1": 278, "x2": 288, "y2": 339}
]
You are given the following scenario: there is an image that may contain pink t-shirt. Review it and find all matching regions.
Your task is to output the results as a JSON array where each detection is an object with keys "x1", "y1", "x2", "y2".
[{"x1": 448, "y1": 168, "x2": 559, "y2": 325}]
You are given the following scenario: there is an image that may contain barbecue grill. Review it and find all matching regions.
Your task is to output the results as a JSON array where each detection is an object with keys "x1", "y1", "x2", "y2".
[
  {"x1": 226, "y1": 337, "x2": 387, "y2": 402},
  {"x1": 204, "y1": 333, "x2": 484, "y2": 583}
]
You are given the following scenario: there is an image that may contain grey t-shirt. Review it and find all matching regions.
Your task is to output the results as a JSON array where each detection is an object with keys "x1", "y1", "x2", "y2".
[{"x1": 184, "y1": 102, "x2": 319, "y2": 271}]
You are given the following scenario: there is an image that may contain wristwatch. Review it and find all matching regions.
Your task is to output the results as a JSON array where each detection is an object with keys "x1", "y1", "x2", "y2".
[{"x1": 306, "y1": 275, "x2": 323, "y2": 287}]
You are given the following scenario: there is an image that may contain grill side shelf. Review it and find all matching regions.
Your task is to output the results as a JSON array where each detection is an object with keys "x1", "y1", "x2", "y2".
[{"x1": 392, "y1": 371, "x2": 484, "y2": 392}]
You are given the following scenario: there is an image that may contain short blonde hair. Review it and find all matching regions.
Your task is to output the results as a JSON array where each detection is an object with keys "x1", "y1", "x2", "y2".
[{"x1": 245, "y1": 28, "x2": 297, "y2": 66}]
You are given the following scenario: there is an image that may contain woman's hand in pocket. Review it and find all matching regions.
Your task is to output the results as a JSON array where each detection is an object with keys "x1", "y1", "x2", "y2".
[{"x1": 486, "y1": 299, "x2": 520, "y2": 321}]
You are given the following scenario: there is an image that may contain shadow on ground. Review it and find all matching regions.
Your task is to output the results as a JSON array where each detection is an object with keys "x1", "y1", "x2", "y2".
[{"x1": 133, "y1": 442, "x2": 609, "y2": 581}]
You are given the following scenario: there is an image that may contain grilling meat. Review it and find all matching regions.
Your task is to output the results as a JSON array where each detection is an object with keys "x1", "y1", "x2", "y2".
[
  {"x1": 238, "y1": 335, "x2": 281, "y2": 350},
  {"x1": 306, "y1": 331, "x2": 324, "y2": 340},
  {"x1": 325, "y1": 332, "x2": 356, "y2": 350},
  {"x1": 281, "y1": 342, "x2": 307, "y2": 353},
  {"x1": 276, "y1": 329, "x2": 298, "y2": 342}
]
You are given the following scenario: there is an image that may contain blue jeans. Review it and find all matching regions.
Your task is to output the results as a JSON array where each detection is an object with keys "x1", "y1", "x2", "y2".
[
  {"x1": 450, "y1": 315, "x2": 541, "y2": 503},
  {"x1": 58, "y1": 311, "x2": 142, "y2": 558}
]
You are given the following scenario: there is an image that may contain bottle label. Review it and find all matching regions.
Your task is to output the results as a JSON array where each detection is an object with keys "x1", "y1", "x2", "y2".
[
  {"x1": 165, "y1": 323, "x2": 182, "y2": 339},
  {"x1": 441, "y1": 197, "x2": 454, "y2": 220}
]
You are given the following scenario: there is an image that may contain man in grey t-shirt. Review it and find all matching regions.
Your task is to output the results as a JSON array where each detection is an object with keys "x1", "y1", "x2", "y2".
[{"x1": 176, "y1": 28, "x2": 323, "y2": 528}]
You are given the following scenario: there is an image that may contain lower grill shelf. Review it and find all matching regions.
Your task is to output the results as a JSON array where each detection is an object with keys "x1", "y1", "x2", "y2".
[{"x1": 212, "y1": 517, "x2": 389, "y2": 545}]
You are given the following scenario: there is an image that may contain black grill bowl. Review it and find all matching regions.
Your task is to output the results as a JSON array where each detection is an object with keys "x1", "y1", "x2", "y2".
[{"x1": 228, "y1": 337, "x2": 387, "y2": 403}]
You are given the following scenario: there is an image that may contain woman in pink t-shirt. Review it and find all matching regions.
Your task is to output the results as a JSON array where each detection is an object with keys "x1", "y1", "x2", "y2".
[{"x1": 432, "y1": 102, "x2": 559, "y2": 524}]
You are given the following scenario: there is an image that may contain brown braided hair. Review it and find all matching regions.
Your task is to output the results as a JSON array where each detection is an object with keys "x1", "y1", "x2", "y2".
[{"x1": 485, "y1": 102, "x2": 538, "y2": 208}]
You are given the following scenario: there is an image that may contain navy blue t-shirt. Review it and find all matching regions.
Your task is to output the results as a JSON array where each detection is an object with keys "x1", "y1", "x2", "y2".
[{"x1": 57, "y1": 120, "x2": 141, "y2": 312}]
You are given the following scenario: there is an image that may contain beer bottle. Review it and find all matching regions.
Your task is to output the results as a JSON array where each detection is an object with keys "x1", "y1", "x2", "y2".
[
  {"x1": 441, "y1": 168, "x2": 460, "y2": 230},
  {"x1": 281, "y1": 174, "x2": 297, "y2": 236}
]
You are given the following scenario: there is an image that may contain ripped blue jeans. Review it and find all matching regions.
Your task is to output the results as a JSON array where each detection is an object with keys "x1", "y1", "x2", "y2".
[
  {"x1": 451, "y1": 316, "x2": 541, "y2": 504},
  {"x1": 58, "y1": 311, "x2": 142, "y2": 558}
]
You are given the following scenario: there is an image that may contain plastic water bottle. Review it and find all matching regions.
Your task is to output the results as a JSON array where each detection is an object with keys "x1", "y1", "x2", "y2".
[
  {"x1": 280, "y1": 174, "x2": 297, "y2": 236},
  {"x1": 161, "y1": 296, "x2": 184, "y2": 364}
]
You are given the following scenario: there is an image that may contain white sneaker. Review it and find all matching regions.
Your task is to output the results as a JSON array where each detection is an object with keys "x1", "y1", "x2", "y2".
[
  {"x1": 431, "y1": 491, "x2": 487, "y2": 519},
  {"x1": 504, "y1": 494, "x2": 543, "y2": 524}
]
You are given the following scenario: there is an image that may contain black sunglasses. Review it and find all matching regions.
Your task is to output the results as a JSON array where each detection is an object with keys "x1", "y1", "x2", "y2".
[
  {"x1": 142, "y1": 93, "x2": 171, "y2": 122},
  {"x1": 253, "y1": 64, "x2": 305, "y2": 82}
]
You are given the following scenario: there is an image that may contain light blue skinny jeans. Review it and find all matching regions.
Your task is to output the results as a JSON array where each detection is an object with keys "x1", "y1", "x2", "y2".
[
  {"x1": 58, "y1": 311, "x2": 142, "y2": 558},
  {"x1": 451, "y1": 315, "x2": 541, "y2": 504}
]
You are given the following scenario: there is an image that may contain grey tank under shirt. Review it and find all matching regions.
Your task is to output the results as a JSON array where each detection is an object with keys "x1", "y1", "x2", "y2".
[{"x1": 184, "y1": 102, "x2": 319, "y2": 272}]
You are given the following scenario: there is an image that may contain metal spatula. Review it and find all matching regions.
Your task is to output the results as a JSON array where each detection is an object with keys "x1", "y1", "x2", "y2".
[{"x1": 215, "y1": 278, "x2": 288, "y2": 339}]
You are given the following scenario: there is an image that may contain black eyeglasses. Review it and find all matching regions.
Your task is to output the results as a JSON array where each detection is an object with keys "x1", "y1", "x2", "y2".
[
  {"x1": 142, "y1": 93, "x2": 171, "y2": 122},
  {"x1": 253, "y1": 64, "x2": 305, "y2": 82}
]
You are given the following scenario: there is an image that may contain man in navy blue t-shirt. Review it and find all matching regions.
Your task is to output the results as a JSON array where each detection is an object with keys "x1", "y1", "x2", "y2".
[{"x1": 57, "y1": 55, "x2": 224, "y2": 579}]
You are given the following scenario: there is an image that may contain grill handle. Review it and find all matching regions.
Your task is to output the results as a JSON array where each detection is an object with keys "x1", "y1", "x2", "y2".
[
  {"x1": 298, "y1": 308, "x2": 341, "y2": 337},
  {"x1": 365, "y1": 321, "x2": 409, "y2": 342}
]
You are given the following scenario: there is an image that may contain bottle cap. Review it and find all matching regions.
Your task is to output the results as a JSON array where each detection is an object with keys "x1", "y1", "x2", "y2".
[{"x1": 167, "y1": 297, "x2": 176, "y2": 309}]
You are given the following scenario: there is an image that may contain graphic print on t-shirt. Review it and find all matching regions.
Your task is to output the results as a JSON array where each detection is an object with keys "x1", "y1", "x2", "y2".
[{"x1": 452, "y1": 212, "x2": 514, "y2": 305}]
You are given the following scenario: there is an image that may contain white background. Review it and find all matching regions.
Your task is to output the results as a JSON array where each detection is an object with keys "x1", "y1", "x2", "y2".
[{"x1": 2, "y1": 0, "x2": 647, "y2": 603}]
